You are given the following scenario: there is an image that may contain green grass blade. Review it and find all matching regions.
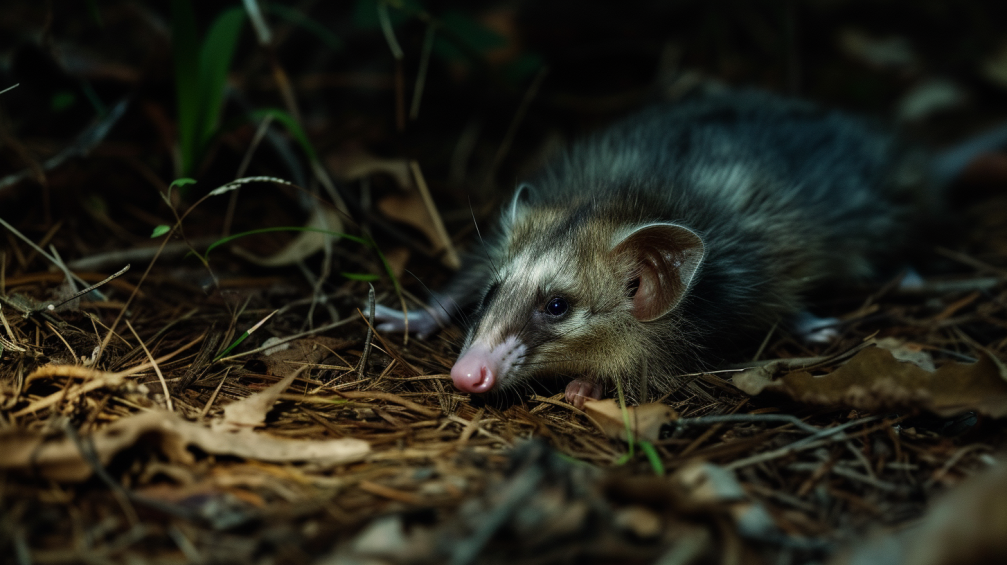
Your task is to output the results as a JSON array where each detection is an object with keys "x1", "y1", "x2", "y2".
[
  {"x1": 171, "y1": 0, "x2": 201, "y2": 175},
  {"x1": 203, "y1": 227, "x2": 368, "y2": 258},
  {"x1": 251, "y1": 108, "x2": 317, "y2": 162},
  {"x1": 267, "y1": 4, "x2": 343, "y2": 50},
  {"x1": 213, "y1": 309, "x2": 278, "y2": 361},
  {"x1": 341, "y1": 272, "x2": 381, "y2": 282},
  {"x1": 638, "y1": 441, "x2": 665, "y2": 476},
  {"x1": 197, "y1": 7, "x2": 245, "y2": 153}
]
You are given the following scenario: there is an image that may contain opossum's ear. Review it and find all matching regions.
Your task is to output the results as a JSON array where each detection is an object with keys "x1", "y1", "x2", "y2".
[
  {"x1": 508, "y1": 183, "x2": 534, "y2": 223},
  {"x1": 612, "y1": 223, "x2": 705, "y2": 322}
]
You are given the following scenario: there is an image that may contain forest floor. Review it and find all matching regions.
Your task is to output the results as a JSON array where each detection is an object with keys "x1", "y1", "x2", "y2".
[{"x1": 2, "y1": 2, "x2": 1007, "y2": 564}]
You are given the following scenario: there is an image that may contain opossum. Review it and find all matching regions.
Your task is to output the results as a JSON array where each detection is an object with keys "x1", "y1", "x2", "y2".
[{"x1": 375, "y1": 90, "x2": 1007, "y2": 408}]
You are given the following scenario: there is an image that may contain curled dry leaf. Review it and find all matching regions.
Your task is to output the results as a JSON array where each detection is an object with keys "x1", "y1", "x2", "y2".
[
  {"x1": 0, "y1": 410, "x2": 369, "y2": 482},
  {"x1": 377, "y1": 192, "x2": 442, "y2": 252},
  {"x1": 830, "y1": 462, "x2": 1007, "y2": 565},
  {"x1": 582, "y1": 399, "x2": 678, "y2": 443},
  {"x1": 326, "y1": 150, "x2": 413, "y2": 189},
  {"x1": 232, "y1": 203, "x2": 344, "y2": 267},
  {"x1": 734, "y1": 346, "x2": 1007, "y2": 417}
]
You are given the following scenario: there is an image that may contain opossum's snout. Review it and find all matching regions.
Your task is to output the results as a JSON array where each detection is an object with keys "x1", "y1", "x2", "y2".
[
  {"x1": 450, "y1": 336, "x2": 526, "y2": 393},
  {"x1": 450, "y1": 349, "x2": 495, "y2": 392}
]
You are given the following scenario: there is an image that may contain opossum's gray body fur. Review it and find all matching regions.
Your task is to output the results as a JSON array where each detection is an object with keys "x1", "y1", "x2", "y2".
[{"x1": 378, "y1": 90, "x2": 1000, "y2": 404}]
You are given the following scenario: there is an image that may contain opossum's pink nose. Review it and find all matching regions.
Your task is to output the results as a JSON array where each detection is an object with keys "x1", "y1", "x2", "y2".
[{"x1": 451, "y1": 351, "x2": 496, "y2": 393}]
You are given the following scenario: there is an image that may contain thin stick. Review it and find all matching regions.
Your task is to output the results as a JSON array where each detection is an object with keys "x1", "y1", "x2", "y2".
[
  {"x1": 410, "y1": 25, "x2": 435, "y2": 120},
  {"x1": 358, "y1": 284, "x2": 376, "y2": 380},
  {"x1": 0, "y1": 216, "x2": 94, "y2": 296},
  {"x1": 31, "y1": 264, "x2": 130, "y2": 316},
  {"x1": 125, "y1": 320, "x2": 174, "y2": 412},
  {"x1": 410, "y1": 161, "x2": 460, "y2": 268},
  {"x1": 200, "y1": 368, "x2": 230, "y2": 419}
]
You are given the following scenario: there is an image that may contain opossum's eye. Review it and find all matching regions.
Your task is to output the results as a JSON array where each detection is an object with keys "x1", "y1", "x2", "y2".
[
  {"x1": 480, "y1": 283, "x2": 500, "y2": 309},
  {"x1": 545, "y1": 297, "x2": 569, "y2": 316},
  {"x1": 627, "y1": 276, "x2": 641, "y2": 298}
]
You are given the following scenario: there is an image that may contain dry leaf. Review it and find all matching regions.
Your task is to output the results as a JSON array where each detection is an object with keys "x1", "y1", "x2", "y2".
[
  {"x1": 381, "y1": 246, "x2": 410, "y2": 278},
  {"x1": 232, "y1": 204, "x2": 344, "y2": 267},
  {"x1": 583, "y1": 399, "x2": 678, "y2": 443},
  {"x1": 0, "y1": 410, "x2": 369, "y2": 482},
  {"x1": 378, "y1": 192, "x2": 442, "y2": 250},
  {"x1": 734, "y1": 346, "x2": 1007, "y2": 417},
  {"x1": 876, "y1": 337, "x2": 936, "y2": 371},
  {"x1": 215, "y1": 371, "x2": 299, "y2": 432},
  {"x1": 831, "y1": 462, "x2": 1007, "y2": 565},
  {"x1": 326, "y1": 150, "x2": 413, "y2": 188}
]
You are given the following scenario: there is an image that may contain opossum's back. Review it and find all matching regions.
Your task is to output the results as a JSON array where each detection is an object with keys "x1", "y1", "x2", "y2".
[{"x1": 531, "y1": 91, "x2": 933, "y2": 260}]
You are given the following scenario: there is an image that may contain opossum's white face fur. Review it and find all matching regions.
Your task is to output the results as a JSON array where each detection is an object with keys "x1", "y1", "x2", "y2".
[{"x1": 450, "y1": 185, "x2": 706, "y2": 401}]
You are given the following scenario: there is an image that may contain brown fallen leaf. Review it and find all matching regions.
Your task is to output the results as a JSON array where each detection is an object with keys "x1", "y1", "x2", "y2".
[
  {"x1": 583, "y1": 399, "x2": 678, "y2": 443},
  {"x1": 830, "y1": 463, "x2": 1007, "y2": 565},
  {"x1": 326, "y1": 150, "x2": 413, "y2": 189},
  {"x1": 215, "y1": 370, "x2": 300, "y2": 432},
  {"x1": 734, "y1": 346, "x2": 1007, "y2": 417},
  {"x1": 0, "y1": 410, "x2": 369, "y2": 482},
  {"x1": 378, "y1": 192, "x2": 442, "y2": 251}
]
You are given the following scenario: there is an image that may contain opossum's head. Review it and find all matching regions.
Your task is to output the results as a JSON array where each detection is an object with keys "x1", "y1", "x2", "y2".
[{"x1": 450, "y1": 184, "x2": 706, "y2": 398}]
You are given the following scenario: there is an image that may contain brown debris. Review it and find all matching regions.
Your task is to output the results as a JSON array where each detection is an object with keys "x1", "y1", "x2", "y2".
[{"x1": 2, "y1": 2, "x2": 1007, "y2": 564}]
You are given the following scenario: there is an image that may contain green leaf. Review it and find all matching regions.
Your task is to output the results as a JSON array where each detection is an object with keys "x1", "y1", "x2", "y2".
[
  {"x1": 196, "y1": 7, "x2": 245, "y2": 153},
  {"x1": 171, "y1": 0, "x2": 200, "y2": 175},
  {"x1": 341, "y1": 272, "x2": 381, "y2": 282},
  {"x1": 267, "y1": 4, "x2": 343, "y2": 50},
  {"x1": 251, "y1": 109, "x2": 317, "y2": 162},
  {"x1": 170, "y1": 178, "x2": 197, "y2": 190},
  {"x1": 151, "y1": 225, "x2": 171, "y2": 238}
]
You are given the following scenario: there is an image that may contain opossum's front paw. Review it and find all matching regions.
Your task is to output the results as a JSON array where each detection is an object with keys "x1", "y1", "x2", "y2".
[
  {"x1": 565, "y1": 379, "x2": 604, "y2": 410},
  {"x1": 373, "y1": 304, "x2": 445, "y2": 339},
  {"x1": 791, "y1": 311, "x2": 841, "y2": 344}
]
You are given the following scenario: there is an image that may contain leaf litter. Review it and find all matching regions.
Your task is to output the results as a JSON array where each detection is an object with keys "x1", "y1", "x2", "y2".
[{"x1": 2, "y1": 2, "x2": 1007, "y2": 564}]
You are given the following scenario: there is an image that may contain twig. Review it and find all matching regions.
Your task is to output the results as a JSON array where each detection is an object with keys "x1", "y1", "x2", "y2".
[
  {"x1": 335, "y1": 390, "x2": 440, "y2": 418},
  {"x1": 200, "y1": 368, "x2": 230, "y2": 419},
  {"x1": 725, "y1": 416, "x2": 882, "y2": 470},
  {"x1": 0, "y1": 216, "x2": 96, "y2": 298},
  {"x1": 358, "y1": 284, "x2": 376, "y2": 380},
  {"x1": 675, "y1": 413, "x2": 820, "y2": 435},
  {"x1": 410, "y1": 25, "x2": 436, "y2": 120},
  {"x1": 410, "y1": 160, "x2": 460, "y2": 268},
  {"x1": 125, "y1": 320, "x2": 173, "y2": 412}
]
